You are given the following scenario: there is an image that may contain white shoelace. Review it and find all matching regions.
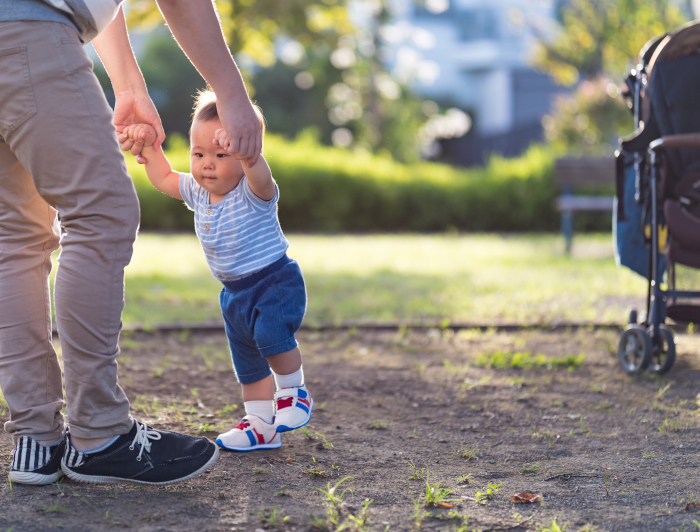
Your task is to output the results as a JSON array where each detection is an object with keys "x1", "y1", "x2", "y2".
[{"x1": 129, "y1": 422, "x2": 161, "y2": 461}]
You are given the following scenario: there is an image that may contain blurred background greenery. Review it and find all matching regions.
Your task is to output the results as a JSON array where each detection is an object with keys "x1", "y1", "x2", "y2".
[{"x1": 84, "y1": 0, "x2": 697, "y2": 325}]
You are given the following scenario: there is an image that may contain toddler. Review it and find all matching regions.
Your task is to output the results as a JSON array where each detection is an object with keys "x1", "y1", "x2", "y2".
[{"x1": 119, "y1": 91, "x2": 312, "y2": 451}]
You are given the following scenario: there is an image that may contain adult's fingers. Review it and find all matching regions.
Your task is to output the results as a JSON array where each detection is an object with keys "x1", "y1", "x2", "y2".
[
  {"x1": 120, "y1": 138, "x2": 135, "y2": 152},
  {"x1": 228, "y1": 136, "x2": 241, "y2": 157},
  {"x1": 237, "y1": 136, "x2": 251, "y2": 160}
]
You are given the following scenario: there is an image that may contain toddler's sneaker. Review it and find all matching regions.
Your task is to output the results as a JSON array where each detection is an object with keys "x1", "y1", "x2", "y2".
[
  {"x1": 274, "y1": 384, "x2": 313, "y2": 433},
  {"x1": 10, "y1": 435, "x2": 66, "y2": 485},
  {"x1": 215, "y1": 415, "x2": 282, "y2": 451}
]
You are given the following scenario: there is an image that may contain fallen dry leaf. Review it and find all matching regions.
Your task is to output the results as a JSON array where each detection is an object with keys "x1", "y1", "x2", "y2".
[
  {"x1": 435, "y1": 502, "x2": 453, "y2": 508},
  {"x1": 513, "y1": 492, "x2": 541, "y2": 503}
]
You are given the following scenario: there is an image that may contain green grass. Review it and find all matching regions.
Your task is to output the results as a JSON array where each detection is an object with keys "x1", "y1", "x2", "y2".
[{"x1": 48, "y1": 232, "x2": 647, "y2": 326}]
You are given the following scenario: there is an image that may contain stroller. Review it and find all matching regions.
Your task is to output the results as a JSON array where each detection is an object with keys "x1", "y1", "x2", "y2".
[{"x1": 615, "y1": 20, "x2": 700, "y2": 375}]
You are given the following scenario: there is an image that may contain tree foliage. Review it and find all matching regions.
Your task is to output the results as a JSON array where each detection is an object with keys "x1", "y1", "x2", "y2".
[{"x1": 533, "y1": 0, "x2": 688, "y2": 85}]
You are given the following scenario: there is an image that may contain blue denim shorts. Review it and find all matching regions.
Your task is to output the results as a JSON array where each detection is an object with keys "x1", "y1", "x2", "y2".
[{"x1": 219, "y1": 254, "x2": 307, "y2": 384}]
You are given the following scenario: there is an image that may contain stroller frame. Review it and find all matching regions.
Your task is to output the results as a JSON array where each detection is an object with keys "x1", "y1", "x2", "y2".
[{"x1": 617, "y1": 21, "x2": 700, "y2": 375}]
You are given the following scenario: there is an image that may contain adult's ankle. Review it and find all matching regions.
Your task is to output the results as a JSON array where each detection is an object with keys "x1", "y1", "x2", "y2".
[{"x1": 70, "y1": 435, "x2": 112, "y2": 451}]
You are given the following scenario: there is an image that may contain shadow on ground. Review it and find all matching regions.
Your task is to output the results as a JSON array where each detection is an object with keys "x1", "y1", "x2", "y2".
[{"x1": 2, "y1": 327, "x2": 700, "y2": 531}]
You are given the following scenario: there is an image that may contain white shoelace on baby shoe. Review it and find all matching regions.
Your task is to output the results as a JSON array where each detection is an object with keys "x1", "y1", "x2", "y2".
[{"x1": 129, "y1": 423, "x2": 161, "y2": 461}]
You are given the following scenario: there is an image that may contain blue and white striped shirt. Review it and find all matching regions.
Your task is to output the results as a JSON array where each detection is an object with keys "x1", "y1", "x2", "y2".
[{"x1": 179, "y1": 173, "x2": 289, "y2": 282}]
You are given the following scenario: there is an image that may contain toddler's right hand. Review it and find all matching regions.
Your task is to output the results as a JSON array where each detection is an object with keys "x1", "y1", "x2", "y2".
[{"x1": 118, "y1": 124, "x2": 157, "y2": 164}]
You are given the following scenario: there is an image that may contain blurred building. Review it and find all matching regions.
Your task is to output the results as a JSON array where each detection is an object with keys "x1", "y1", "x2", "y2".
[{"x1": 383, "y1": 0, "x2": 566, "y2": 165}]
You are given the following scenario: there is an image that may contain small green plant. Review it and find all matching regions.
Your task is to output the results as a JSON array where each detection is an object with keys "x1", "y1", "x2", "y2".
[
  {"x1": 452, "y1": 445, "x2": 478, "y2": 460},
  {"x1": 42, "y1": 502, "x2": 68, "y2": 513},
  {"x1": 275, "y1": 484, "x2": 291, "y2": 497},
  {"x1": 413, "y1": 357, "x2": 428, "y2": 376},
  {"x1": 298, "y1": 427, "x2": 335, "y2": 448},
  {"x1": 368, "y1": 420, "x2": 388, "y2": 430},
  {"x1": 521, "y1": 463, "x2": 540, "y2": 475},
  {"x1": 252, "y1": 465, "x2": 272, "y2": 474},
  {"x1": 339, "y1": 498, "x2": 373, "y2": 531},
  {"x1": 257, "y1": 506, "x2": 289, "y2": 529},
  {"x1": 0, "y1": 388, "x2": 8, "y2": 416},
  {"x1": 577, "y1": 525, "x2": 598, "y2": 532},
  {"x1": 303, "y1": 456, "x2": 326, "y2": 477},
  {"x1": 312, "y1": 476, "x2": 353, "y2": 530},
  {"x1": 456, "y1": 473, "x2": 472, "y2": 484},
  {"x1": 424, "y1": 475, "x2": 454, "y2": 507},
  {"x1": 410, "y1": 491, "x2": 424, "y2": 530},
  {"x1": 475, "y1": 483, "x2": 501, "y2": 505},
  {"x1": 642, "y1": 451, "x2": 656, "y2": 459},
  {"x1": 538, "y1": 517, "x2": 567, "y2": 532},
  {"x1": 589, "y1": 384, "x2": 606, "y2": 393},
  {"x1": 408, "y1": 461, "x2": 427, "y2": 480}
]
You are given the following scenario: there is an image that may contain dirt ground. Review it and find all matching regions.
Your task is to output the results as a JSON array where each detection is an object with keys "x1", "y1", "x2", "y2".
[{"x1": 2, "y1": 326, "x2": 700, "y2": 532}]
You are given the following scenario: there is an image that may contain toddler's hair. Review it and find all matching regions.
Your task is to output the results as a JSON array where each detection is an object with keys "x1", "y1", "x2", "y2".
[{"x1": 191, "y1": 89, "x2": 266, "y2": 146}]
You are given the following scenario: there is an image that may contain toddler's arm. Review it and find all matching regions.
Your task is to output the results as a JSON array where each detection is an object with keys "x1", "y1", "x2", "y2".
[
  {"x1": 214, "y1": 128, "x2": 275, "y2": 201},
  {"x1": 119, "y1": 124, "x2": 182, "y2": 201}
]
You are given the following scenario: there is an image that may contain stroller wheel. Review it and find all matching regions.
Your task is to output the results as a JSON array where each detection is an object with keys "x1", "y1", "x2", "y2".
[
  {"x1": 618, "y1": 325, "x2": 652, "y2": 374},
  {"x1": 647, "y1": 324, "x2": 676, "y2": 375}
]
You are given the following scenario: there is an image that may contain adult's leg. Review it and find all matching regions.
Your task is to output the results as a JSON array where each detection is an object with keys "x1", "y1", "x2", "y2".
[
  {"x1": 0, "y1": 137, "x2": 63, "y2": 445},
  {"x1": 0, "y1": 21, "x2": 139, "y2": 441}
]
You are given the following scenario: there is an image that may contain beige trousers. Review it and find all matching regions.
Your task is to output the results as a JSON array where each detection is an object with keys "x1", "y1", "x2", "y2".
[{"x1": 0, "y1": 21, "x2": 138, "y2": 442}]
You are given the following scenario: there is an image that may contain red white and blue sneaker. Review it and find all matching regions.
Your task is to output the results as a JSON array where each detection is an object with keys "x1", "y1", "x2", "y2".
[
  {"x1": 215, "y1": 415, "x2": 282, "y2": 451},
  {"x1": 274, "y1": 384, "x2": 313, "y2": 433}
]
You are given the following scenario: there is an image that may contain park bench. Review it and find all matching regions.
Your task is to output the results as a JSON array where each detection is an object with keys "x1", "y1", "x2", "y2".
[{"x1": 554, "y1": 156, "x2": 616, "y2": 253}]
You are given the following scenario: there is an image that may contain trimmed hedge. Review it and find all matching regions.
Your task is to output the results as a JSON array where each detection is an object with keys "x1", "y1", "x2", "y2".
[{"x1": 126, "y1": 132, "x2": 563, "y2": 232}]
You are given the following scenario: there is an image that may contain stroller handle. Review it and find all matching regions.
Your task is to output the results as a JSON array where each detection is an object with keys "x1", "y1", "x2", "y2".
[{"x1": 650, "y1": 134, "x2": 700, "y2": 152}]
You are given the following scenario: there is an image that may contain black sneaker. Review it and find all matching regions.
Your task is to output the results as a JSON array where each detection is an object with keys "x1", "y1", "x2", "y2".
[
  {"x1": 61, "y1": 421, "x2": 219, "y2": 485},
  {"x1": 10, "y1": 435, "x2": 66, "y2": 485}
]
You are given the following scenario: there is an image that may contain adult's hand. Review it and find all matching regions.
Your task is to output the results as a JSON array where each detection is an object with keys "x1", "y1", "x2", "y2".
[
  {"x1": 155, "y1": 0, "x2": 262, "y2": 166},
  {"x1": 215, "y1": 96, "x2": 262, "y2": 166},
  {"x1": 113, "y1": 90, "x2": 165, "y2": 154}
]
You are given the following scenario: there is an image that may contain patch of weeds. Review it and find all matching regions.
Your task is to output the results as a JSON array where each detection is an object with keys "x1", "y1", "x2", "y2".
[
  {"x1": 141, "y1": 511, "x2": 163, "y2": 522},
  {"x1": 312, "y1": 476, "x2": 353, "y2": 530},
  {"x1": 530, "y1": 426, "x2": 559, "y2": 443},
  {"x1": 342, "y1": 498, "x2": 373, "y2": 531},
  {"x1": 42, "y1": 502, "x2": 68, "y2": 514},
  {"x1": 681, "y1": 494, "x2": 700, "y2": 510},
  {"x1": 297, "y1": 427, "x2": 335, "y2": 448},
  {"x1": 475, "y1": 483, "x2": 501, "y2": 505},
  {"x1": 461, "y1": 375, "x2": 492, "y2": 391},
  {"x1": 185, "y1": 421, "x2": 224, "y2": 434},
  {"x1": 302, "y1": 456, "x2": 326, "y2": 477},
  {"x1": 413, "y1": 357, "x2": 428, "y2": 377},
  {"x1": 408, "y1": 460, "x2": 427, "y2": 480},
  {"x1": 642, "y1": 451, "x2": 656, "y2": 459},
  {"x1": 452, "y1": 445, "x2": 478, "y2": 460},
  {"x1": 150, "y1": 355, "x2": 173, "y2": 377},
  {"x1": 658, "y1": 417, "x2": 684, "y2": 434},
  {"x1": 0, "y1": 388, "x2": 8, "y2": 416},
  {"x1": 589, "y1": 384, "x2": 606, "y2": 393},
  {"x1": 252, "y1": 465, "x2": 272, "y2": 474},
  {"x1": 133, "y1": 395, "x2": 160, "y2": 417},
  {"x1": 578, "y1": 525, "x2": 598, "y2": 532},
  {"x1": 257, "y1": 506, "x2": 289, "y2": 530},
  {"x1": 457, "y1": 473, "x2": 472, "y2": 484},
  {"x1": 368, "y1": 420, "x2": 388, "y2": 430},
  {"x1": 424, "y1": 474, "x2": 455, "y2": 507},
  {"x1": 217, "y1": 403, "x2": 238, "y2": 417},
  {"x1": 411, "y1": 492, "x2": 424, "y2": 530},
  {"x1": 475, "y1": 351, "x2": 584, "y2": 371},
  {"x1": 275, "y1": 484, "x2": 291, "y2": 497},
  {"x1": 521, "y1": 463, "x2": 540, "y2": 475},
  {"x1": 538, "y1": 518, "x2": 567, "y2": 531}
]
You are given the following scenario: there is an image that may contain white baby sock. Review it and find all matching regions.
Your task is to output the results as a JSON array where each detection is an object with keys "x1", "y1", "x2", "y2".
[
  {"x1": 244, "y1": 400, "x2": 274, "y2": 424},
  {"x1": 273, "y1": 366, "x2": 304, "y2": 390}
]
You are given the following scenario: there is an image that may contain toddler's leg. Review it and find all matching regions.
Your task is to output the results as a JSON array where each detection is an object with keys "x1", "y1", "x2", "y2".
[{"x1": 268, "y1": 347, "x2": 313, "y2": 433}]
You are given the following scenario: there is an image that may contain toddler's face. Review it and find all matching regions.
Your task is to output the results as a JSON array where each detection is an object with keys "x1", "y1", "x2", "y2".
[{"x1": 190, "y1": 118, "x2": 244, "y2": 199}]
